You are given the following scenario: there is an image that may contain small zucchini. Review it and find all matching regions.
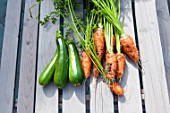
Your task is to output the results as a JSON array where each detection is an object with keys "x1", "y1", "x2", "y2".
[
  {"x1": 39, "y1": 50, "x2": 58, "y2": 86},
  {"x1": 67, "y1": 40, "x2": 84, "y2": 86},
  {"x1": 54, "y1": 30, "x2": 69, "y2": 88}
]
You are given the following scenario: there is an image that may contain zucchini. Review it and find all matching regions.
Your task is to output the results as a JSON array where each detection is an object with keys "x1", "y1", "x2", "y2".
[
  {"x1": 54, "y1": 31, "x2": 69, "y2": 88},
  {"x1": 39, "y1": 50, "x2": 58, "y2": 86},
  {"x1": 67, "y1": 41, "x2": 84, "y2": 86}
]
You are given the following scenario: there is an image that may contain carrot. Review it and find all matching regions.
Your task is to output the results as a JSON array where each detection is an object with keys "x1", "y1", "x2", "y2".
[
  {"x1": 104, "y1": 20, "x2": 117, "y2": 80},
  {"x1": 116, "y1": 53, "x2": 125, "y2": 78},
  {"x1": 94, "y1": 27, "x2": 105, "y2": 60},
  {"x1": 105, "y1": 53, "x2": 117, "y2": 80},
  {"x1": 93, "y1": 26, "x2": 105, "y2": 78},
  {"x1": 120, "y1": 35, "x2": 139, "y2": 63},
  {"x1": 110, "y1": 82, "x2": 124, "y2": 96},
  {"x1": 81, "y1": 51, "x2": 91, "y2": 78}
]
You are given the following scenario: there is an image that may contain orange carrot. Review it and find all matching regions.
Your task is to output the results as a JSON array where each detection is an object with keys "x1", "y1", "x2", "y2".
[
  {"x1": 110, "y1": 82, "x2": 124, "y2": 96},
  {"x1": 120, "y1": 35, "x2": 139, "y2": 63},
  {"x1": 93, "y1": 27, "x2": 105, "y2": 78},
  {"x1": 81, "y1": 51, "x2": 91, "y2": 78},
  {"x1": 105, "y1": 53, "x2": 117, "y2": 80},
  {"x1": 116, "y1": 53, "x2": 125, "y2": 78}
]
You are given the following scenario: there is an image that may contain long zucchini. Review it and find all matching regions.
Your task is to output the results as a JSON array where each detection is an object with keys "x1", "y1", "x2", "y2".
[{"x1": 54, "y1": 30, "x2": 69, "y2": 88}]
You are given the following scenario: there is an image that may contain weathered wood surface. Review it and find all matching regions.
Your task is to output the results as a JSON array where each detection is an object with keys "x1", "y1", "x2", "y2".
[
  {"x1": 156, "y1": 0, "x2": 170, "y2": 99},
  {"x1": 90, "y1": 76, "x2": 114, "y2": 113},
  {"x1": 135, "y1": 0, "x2": 170, "y2": 113},
  {"x1": 35, "y1": 0, "x2": 59, "y2": 113},
  {"x1": 0, "y1": 0, "x2": 22, "y2": 113},
  {"x1": 0, "y1": 0, "x2": 7, "y2": 63},
  {"x1": 63, "y1": 83, "x2": 86, "y2": 113},
  {"x1": 0, "y1": 0, "x2": 170, "y2": 113},
  {"x1": 17, "y1": 0, "x2": 39, "y2": 113},
  {"x1": 118, "y1": 0, "x2": 143, "y2": 113},
  {"x1": 62, "y1": 1, "x2": 86, "y2": 113}
]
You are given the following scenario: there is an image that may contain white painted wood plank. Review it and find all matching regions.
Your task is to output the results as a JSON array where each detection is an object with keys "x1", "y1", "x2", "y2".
[
  {"x1": 63, "y1": 1, "x2": 86, "y2": 113},
  {"x1": 17, "y1": 0, "x2": 39, "y2": 113},
  {"x1": 156, "y1": 0, "x2": 170, "y2": 100},
  {"x1": 0, "y1": 0, "x2": 22, "y2": 113},
  {"x1": 63, "y1": 83, "x2": 86, "y2": 113},
  {"x1": 90, "y1": 76, "x2": 114, "y2": 113},
  {"x1": 118, "y1": 0, "x2": 143, "y2": 113},
  {"x1": 101, "y1": 81, "x2": 114, "y2": 113},
  {"x1": 135, "y1": 0, "x2": 170, "y2": 113},
  {"x1": 35, "y1": 0, "x2": 59, "y2": 113}
]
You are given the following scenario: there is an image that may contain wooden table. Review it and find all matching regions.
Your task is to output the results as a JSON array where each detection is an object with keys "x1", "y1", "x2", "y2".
[{"x1": 0, "y1": 0, "x2": 170, "y2": 113}]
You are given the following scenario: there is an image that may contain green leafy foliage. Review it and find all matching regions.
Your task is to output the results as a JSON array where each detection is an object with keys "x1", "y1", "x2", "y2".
[{"x1": 38, "y1": 0, "x2": 78, "y2": 26}]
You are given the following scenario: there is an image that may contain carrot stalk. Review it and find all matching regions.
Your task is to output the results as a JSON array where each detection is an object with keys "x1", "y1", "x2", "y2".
[
  {"x1": 91, "y1": 0, "x2": 124, "y2": 35},
  {"x1": 106, "y1": 35, "x2": 116, "y2": 54},
  {"x1": 112, "y1": 35, "x2": 116, "y2": 52}
]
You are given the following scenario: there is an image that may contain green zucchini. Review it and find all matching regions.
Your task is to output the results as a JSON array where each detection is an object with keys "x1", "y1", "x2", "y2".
[
  {"x1": 39, "y1": 50, "x2": 58, "y2": 86},
  {"x1": 67, "y1": 41, "x2": 84, "y2": 86},
  {"x1": 54, "y1": 30, "x2": 69, "y2": 88}
]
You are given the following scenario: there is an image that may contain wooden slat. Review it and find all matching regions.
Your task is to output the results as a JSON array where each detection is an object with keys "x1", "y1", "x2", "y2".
[
  {"x1": 135, "y1": 0, "x2": 170, "y2": 113},
  {"x1": 118, "y1": 0, "x2": 143, "y2": 113},
  {"x1": 156, "y1": 0, "x2": 170, "y2": 99},
  {"x1": 0, "y1": 0, "x2": 22, "y2": 113},
  {"x1": 35, "y1": 0, "x2": 59, "y2": 113},
  {"x1": 63, "y1": 83, "x2": 85, "y2": 113},
  {"x1": 101, "y1": 80, "x2": 114, "y2": 113},
  {"x1": 90, "y1": 76, "x2": 114, "y2": 113},
  {"x1": 63, "y1": 1, "x2": 86, "y2": 113},
  {"x1": 17, "y1": 0, "x2": 39, "y2": 113},
  {"x1": 0, "y1": 0, "x2": 7, "y2": 63}
]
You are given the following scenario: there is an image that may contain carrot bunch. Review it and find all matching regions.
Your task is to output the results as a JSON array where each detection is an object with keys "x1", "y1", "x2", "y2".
[
  {"x1": 88, "y1": 0, "x2": 140, "y2": 96},
  {"x1": 91, "y1": 0, "x2": 140, "y2": 63},
  {"x1": 66, "y1": 0, "x2": 139, "y2": 96}
]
